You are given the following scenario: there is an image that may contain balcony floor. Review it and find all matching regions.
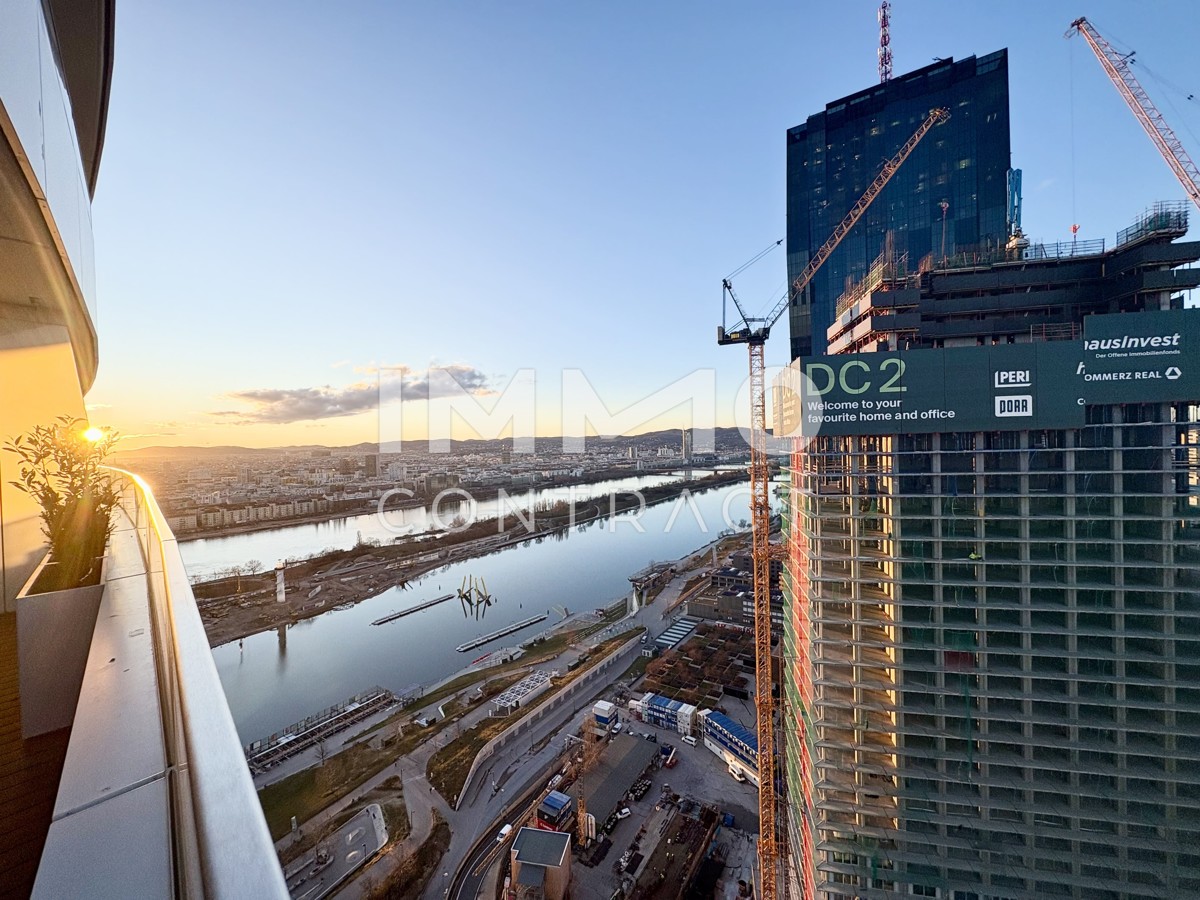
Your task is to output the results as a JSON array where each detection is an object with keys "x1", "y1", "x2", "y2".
[{"x1": 0, "y1": 612, "x2": 70, "y2": 900}]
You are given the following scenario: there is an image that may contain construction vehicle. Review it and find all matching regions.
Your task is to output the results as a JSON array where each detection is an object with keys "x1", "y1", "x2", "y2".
[
  {"x1": 1068, "y1": 17, "x2": 1200, "y2": 211},
  {"x1": 717, "y1": 105, "x2": 949, "y2": 900}
]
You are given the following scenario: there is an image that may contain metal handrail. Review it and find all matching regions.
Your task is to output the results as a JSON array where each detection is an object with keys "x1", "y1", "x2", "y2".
[{"x1": 110, "y1": 468, "x2": 287, "y2": 899}]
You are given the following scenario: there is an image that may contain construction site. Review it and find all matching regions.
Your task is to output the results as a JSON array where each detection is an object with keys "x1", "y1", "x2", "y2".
[
  {"x1": 706, "y1": 9, "x2": 1200, "y2": 900},
  {"x1": 496, "y1": 695, "x2": 761, "y2": 900},
  {"x1": 449, "y1": 10, "x2": 1200, "y2": 900}
]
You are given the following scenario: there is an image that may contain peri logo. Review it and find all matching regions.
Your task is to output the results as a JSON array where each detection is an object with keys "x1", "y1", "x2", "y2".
[
  {"x1": 994, "y1": 369, "x2": 1032, "y2": 389},
  {"x1": 1166, "y1": 366, "x2": 1182, "y2": 380}
]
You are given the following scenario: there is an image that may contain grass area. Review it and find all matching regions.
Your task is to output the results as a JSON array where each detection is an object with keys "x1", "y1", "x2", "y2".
[
  {"x1": 365, "y1": 812, "x2": 451, "y2": 900},
  {"x1": 259, "y1": 673, "x2": 524, "y2": 840},
  {"x1": 426, "y1": 714, "x2": 513, "y2": 805},
  {"x1": 259, "y1": 742, "x2": 398, "y2": 840},
  {"x1": 376, "y1": 775, "x2": 410, "y2": 844},
  {"x1": 262, "y1": 617, "x2": 635, "y2": 836},
  {"x1": 620, "y1": 653, "x2": 651, "y2": 683},
  {"x1": 427, "y1": 627, "x2": 642, "y2": 804},
  {"x1": 277, "y1": 774, "x2": 409, "y2": 868}
]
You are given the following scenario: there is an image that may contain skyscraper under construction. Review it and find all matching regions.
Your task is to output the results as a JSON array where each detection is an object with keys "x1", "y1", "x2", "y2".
[
  {"x1": 786, "y1": 52, "x2": 1010, "y2": 359},
  {"x1": 779, "y1": 206, "x2": 1200, "y2": 899}
]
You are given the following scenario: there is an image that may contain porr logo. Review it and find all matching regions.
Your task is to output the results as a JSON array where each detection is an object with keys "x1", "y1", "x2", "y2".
[{"x1": 995, "y1": 395, "x2": 1033, "y2": 417}]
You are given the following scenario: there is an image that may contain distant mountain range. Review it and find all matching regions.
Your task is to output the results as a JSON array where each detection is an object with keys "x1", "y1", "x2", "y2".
[{"x1": 109, "y1": 427, "x2": 753, "y2": 461}]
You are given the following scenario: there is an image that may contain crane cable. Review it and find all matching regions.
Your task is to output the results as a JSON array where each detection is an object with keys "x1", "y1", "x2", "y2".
[
  {"x1": 1069, "y1": 35, "x2": 1078, "y2": 236},
  {"x1": 725, "y1": 239, "x2": 783, "y2": 281},
  {"x1": 1091, "y1": 17, "x2": 1200, "y2": 171}
]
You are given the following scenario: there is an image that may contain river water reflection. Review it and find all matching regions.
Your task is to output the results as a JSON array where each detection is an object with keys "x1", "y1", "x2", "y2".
[
  {"x1": 180, "y1": 471, "x2": 704, "y2": 581},
  {"x1": 198, "y1": 477, "x2": 751, "y2": 742}
]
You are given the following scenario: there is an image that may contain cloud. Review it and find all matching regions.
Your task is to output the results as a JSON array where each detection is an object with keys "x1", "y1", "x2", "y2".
[
  {"x1": 214, "y1": 365, "x2": 495, "y2": 424},
  {"x1": 390, "y1": 364, "x2": 493, "y2": 402},
  {"x1": 330, "y1": 359, "x2": 350, "y2": 368}
]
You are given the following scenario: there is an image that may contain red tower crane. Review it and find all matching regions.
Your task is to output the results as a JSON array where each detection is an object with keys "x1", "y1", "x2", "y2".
[{"x1": 1068, "y1": 17, "x2": 1200, "y2": 211}]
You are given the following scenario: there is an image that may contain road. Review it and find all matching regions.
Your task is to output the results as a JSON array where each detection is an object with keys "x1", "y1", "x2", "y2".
[
  {"x1": 450, "y1": 773, "x2": 551, "y2": 900},
  {"x1": 285, "y1": 805, "x2": 387, "y2": 900},
  {"x1": 318, "y1": 533, "x2": 747, "y2": 899}
]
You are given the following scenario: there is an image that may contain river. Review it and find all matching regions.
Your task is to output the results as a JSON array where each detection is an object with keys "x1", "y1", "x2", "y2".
[
  {"x1": 189, "y1": 475, "x2": 751, "y2": 743},
  {"x1": 179, "y1": 470, "x2": 711, "y2": 581}
]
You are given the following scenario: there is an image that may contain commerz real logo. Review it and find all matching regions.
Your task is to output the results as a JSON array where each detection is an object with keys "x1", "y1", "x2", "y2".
[{"x1": 993, "y1": 368, "x2": 1033, "y2": 418}]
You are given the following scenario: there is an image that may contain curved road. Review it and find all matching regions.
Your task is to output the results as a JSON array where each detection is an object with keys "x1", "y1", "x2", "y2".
[{"x1": 315, "y1": 533, "x2": 740, "y2": 899}]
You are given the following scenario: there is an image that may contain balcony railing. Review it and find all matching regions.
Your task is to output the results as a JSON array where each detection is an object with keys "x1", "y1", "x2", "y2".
[{"x1": 33, "y1": 470, "x2": 287, "y2": 899}]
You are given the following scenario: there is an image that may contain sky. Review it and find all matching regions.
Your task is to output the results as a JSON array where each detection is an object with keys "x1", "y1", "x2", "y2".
[{"x1": 87, "y1": 1, "x2": 1200, "y2": 449}]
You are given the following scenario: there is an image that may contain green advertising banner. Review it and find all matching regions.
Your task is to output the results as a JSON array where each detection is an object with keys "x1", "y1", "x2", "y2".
[
  {"x1": 1075, "y1": 307, "x2": 1200, "y2": 403},
  {"x1": 788, "y1": 309, "x2": 1200, "y2": 438}
]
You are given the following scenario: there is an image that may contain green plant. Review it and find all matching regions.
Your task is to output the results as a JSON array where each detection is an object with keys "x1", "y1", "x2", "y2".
[{"x1": 7, "y1": 416, "x2": 120, "y2": 590}]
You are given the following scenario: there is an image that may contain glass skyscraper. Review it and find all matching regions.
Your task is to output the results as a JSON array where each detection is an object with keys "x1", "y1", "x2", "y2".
[{"x1": 786, "y1": 51, "x2": 1011, "y2": 359}]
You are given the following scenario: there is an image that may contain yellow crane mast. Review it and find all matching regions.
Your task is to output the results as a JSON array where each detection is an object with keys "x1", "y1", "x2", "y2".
[
  {"x1": 561, "y1": 729, "x2": 604, "y2": 845},
  {"x1": 717, "y1": 106, "x2": 948, "y2": 900},
  {"x1": 1068, "y1": 17, "x2": 1200, "y2": 211}
]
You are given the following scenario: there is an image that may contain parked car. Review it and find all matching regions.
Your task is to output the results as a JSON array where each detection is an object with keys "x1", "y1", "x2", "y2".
[{"x1": 617, "y1": 808, "x2": 632, "y2": 820}]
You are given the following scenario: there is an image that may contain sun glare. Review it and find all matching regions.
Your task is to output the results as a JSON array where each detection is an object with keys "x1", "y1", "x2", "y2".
[{"x1": 83, "y1": 426, "x2": 106, "y2": 443}]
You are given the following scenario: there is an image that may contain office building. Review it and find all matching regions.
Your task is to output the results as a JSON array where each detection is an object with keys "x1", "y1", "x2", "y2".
[
  {"x1": 779, "y1": 206, "x2": 1200, "y2": 899},
  {"x1": 786, "y1": 51, "x2": 1010, "y2": 359},
  {"x1": 0, "y1": 3, "x2": 286, "y2": 895}
]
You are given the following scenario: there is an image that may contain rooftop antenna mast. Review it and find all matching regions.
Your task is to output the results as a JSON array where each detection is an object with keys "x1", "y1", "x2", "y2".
[{"x1": 878, "y1": 0, "x2": 893, "y2": 83}]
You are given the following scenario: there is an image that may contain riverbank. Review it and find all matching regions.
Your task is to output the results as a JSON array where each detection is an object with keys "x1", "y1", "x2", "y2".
[
  {"x1": 195, "y1": 469, "x2": 747, "y2": 647},
  {"x1": 172, "y1": 465, "x2": 672, "y2": 543}
]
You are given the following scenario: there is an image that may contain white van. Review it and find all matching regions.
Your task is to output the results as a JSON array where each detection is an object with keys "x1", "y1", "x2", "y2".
[
  {"x1": 729, "y1": 766, "x2": 747, "y2": 783},
  {"x1": 548, "y1": 774, "x2": 563, "y2": 790},
  {"x1": 497, "y1": 824, "x2": 513, "y2": 842},
  {"x1": 682, "y1": 735, "x2": 697, "y2": 747}
]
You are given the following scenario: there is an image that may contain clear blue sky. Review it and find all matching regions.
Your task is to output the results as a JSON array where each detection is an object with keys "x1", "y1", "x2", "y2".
[{"x1": 88, "y1": 1, "x2": 1200, "y2": 447}]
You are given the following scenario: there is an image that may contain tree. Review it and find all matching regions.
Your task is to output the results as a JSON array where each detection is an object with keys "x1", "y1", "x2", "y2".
[{"x1": 245, "y1": 559, "x2": 264, "y2": 575}]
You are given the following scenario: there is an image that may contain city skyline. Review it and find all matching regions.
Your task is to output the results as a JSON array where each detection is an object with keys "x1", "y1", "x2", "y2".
[{"x1": 88, "y1": 2, "x2": 1200, "y2": 449}]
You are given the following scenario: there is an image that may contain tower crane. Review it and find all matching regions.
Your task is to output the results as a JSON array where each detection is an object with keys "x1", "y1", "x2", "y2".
[
  {"x1": 717, "y1": 105, "x2": 948, "y2": 900},
  {"x1": 561, "y1": 730, "x2": 603, "y2": 846},
  {"x1": 1068, "y1": 17, "x2": 1200, "y2": 211}
]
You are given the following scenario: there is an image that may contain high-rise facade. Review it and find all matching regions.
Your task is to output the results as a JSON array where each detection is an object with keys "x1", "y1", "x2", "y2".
[
  {"x1": 786, "y1": 52, "x2": 1011, "y2": 359},
  {"x1": 780, "y1": 208, "x2": 1200, "y2": 899}
]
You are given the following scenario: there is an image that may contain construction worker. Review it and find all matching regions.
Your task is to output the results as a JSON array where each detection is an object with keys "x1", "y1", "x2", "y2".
[{"x1": 968, "y1": 550, "x2": 981, "y2": 561}]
